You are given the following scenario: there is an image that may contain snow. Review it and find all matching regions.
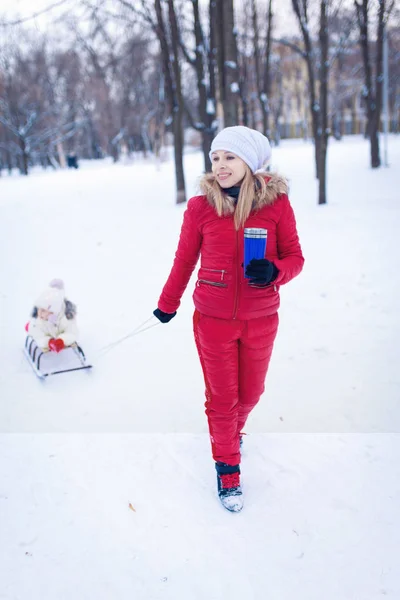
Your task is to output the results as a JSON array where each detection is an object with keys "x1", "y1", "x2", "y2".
[
  {"x1": 1, "y1": 136, "x2": 400, "y2": 599},
  {"x1": 206, "y1": 98, "x2": 215, "y2": 115}
]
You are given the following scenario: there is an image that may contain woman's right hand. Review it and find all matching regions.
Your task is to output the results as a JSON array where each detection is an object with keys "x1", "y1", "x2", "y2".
[{"x1": 153, "y1": 308, "x2": 177, "y2": 324}]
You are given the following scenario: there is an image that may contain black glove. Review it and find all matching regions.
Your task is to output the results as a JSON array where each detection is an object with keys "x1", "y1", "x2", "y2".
[
  {"x1": 153, "y1": 308, "x2": 177, "y2": 324},
  {"x1": 245, "y1": 258, "x2": 279, "y2": 285}
]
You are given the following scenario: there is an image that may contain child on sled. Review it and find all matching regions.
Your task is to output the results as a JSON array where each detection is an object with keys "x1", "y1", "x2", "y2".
[{"x1": 26, "y1": 279, "x2": 78, "y2": 352}]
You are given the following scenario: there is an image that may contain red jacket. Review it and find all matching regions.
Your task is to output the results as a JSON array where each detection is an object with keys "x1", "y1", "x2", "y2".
[{"x1": 158, "y1": 175, "x2": 304, "y2": 320}]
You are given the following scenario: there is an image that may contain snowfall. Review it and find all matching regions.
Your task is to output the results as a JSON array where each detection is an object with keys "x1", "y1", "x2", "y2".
[{"x1": 0, "y1": 135, "x2": 399, "y2": 599}]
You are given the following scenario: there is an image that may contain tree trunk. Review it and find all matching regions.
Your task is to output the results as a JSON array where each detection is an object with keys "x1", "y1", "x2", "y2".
[
  {"x1": 7, "y1": 151, "x2": 12, "y2": 175},
  {"x1": 57, "y1": 141, "x2": 67, "y2": 168},
  {"x1": 167, "y1": 0, "x2": 186, "y2": 203},
  {"x1": 355, "y1": 0, "x2": 384, "y2": 168},
  {"x1": 314, "y1": 134, "x2": 321, "y2": 181},
  {"x1": 154, "y1": 70, "x2": 166, "y2": 165},
  {"x1": 263, "y1": 0, "x2": 273, "y2": 137},
  {"x1": 318, "y1": 148, "x2": 327, "y2": 205},
  {"x1": 173, "y1": 113, "x2": 186, "y2": 204},
  {"x1": 371, "y1": 0, "x2": 385, "y2": 168},
  {"x1": 252, "y1": 0, "x2": 273, "y2": 136},
  {"x1": 292, "y1": 0, "x2": 320, "y2": 179},
  {"x1": 370, "y1": 129, "x2": 380, "y2": 168},
  {"x1": 4, "y1": 128, "x2": 13, "y2": 174},
  {"x1": 318, "y1": 0, "x2": 329, "y2": 205},
  {"x1": 216, "y1": 0, "x2": 239, "y2": 126},
  {"x1": 238, "y1": 49, "x2": 250, "y2": 127},
  {"x1": 209, "y1": 0, "x2": 218, "y2": 127},
  {"x1": 333, "y1": 51, "x2": 344, "y2": 140},
  {"x1": 19, "y1": 137, "x2": 29, "y2": 175},
  {"x1": 192, "y1": 0, "x2": 215, "y2": 172},
  {"x1": 155, "y1": 0, "x2": 186, "y2": 203},
  {"x1": 252, "y1": 0, "x2": 262, "y2": 131},
  {"x1": 273, "y1": 65, "x2": 283, "y2": 145}
]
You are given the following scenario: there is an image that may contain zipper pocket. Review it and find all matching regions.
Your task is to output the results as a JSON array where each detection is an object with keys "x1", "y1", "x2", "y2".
[
  {"x1": 197, "y1": 279, "x2": 227, "y2": 288},
  {"x1": 248, "y1": 283, "x2": 278, "y2": 290},
  {"x1": 201, "y1": 268, "x2": 226, "y2": 281}
]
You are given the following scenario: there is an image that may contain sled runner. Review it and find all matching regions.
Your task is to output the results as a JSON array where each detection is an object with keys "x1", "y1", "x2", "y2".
[{"x1": 24, "y1": 335, "x2": 93, "y2": 379}]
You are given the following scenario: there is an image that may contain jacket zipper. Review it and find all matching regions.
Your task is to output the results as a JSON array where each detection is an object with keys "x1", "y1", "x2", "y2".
[
  {"x1": 249, "y1": 283, "x2": 278, "y2": 290},
  {"x1": 233, "y1": 229, "x2": 239, "y2": 319},
  {"x1": 201, "y1": 268, "x2": 226, "y2": 281},
  {"x1": 197, "y1": 279, "x2": 227, "y2": 288}
]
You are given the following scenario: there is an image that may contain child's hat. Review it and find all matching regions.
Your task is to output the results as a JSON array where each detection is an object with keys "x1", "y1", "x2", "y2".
[
  {"x1": 209, "y1": 126, "x2": 271, "y2": 173},
  {"x1": 35, "y1": 279, "x2": 65, "y2": 315}
]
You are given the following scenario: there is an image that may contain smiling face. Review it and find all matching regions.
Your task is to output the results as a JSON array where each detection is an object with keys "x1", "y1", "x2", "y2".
[
  {"x1": 38, "y1": 307, "x2": 52, "y2": 321},
  {"x1": 211, "y1": 150, "x2": 247, "y2": 188}
]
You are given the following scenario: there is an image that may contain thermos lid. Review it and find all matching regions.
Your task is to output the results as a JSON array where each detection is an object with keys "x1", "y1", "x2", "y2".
[{"x1": 244, "y1": 228, "x2": 267, "y2": 238}]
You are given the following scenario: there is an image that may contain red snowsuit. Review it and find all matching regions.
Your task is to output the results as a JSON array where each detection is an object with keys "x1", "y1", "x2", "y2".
[{"x1": 158, "y1": 175, "x2": 304, "y2": 465}]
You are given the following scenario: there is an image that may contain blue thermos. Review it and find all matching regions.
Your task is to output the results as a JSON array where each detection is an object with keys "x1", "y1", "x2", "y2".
[{"x1": 244, "y1": 228, "x2": 268, "y2": 278}]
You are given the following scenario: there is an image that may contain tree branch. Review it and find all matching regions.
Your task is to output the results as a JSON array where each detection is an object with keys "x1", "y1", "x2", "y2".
[
  {"x1": 272, "y1": 37, "x2": 306, "y2": 58},
  {"x1": 0, "y1": 0, "x2": 70, "y2": 27}
]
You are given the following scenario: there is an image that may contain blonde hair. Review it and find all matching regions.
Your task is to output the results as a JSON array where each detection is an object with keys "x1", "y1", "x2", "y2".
[{"x1": 199, "y1": 166, "x2": 271, "y2": 230}]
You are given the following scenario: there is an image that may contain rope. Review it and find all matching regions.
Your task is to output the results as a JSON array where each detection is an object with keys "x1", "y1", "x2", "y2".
[{"x1": 97, "y1": 316, "x2": 160, "y2": 357}]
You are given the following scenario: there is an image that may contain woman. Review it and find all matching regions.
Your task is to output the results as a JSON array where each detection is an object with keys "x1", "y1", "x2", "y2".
[{"x1": 154, "y1": 126, "x2": 304, "y2": 512}]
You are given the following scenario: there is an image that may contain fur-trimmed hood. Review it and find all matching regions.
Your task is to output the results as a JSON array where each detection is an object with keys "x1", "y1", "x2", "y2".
[
  {"x1": 199, "y1": 171, "x2": 289, "y2": 210},
  {"x1": 31, "y1": 299, "x2": 77, "y2": 320}
]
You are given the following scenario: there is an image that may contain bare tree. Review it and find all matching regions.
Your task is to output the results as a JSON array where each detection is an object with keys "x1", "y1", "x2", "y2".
[
  {"x1": 291, "y1": 1, "x2": 321, "y2": 179},
  {"x1": 178, "y1": 0, "x2": 218, "y2": 172},
  {"x1": 3, "y1": 0, "x2": 397, "y2": 184},
  {"x1": 0, "y1": 0, "x2": 70, "y2": 27},
  {"x1": 71, "y1": 11, "x2": 121, "y2": 161},
  {"x1": 167, "y1": 0, "x2": 186, "y2": 202},
  {"x1": 354, "y1": 0, "x2": 394, "y2": 168},
  {"x1": 154, "y1": 0, "x2": 186, "y2": 203},
  {"x1": 252, "y1": 0, "x2": 274, "y2": 137},
  {"x1": 112, "y1": 0, "x2": 186, "y2": 202},
  {"x1": 318, "y1": 0, "x2": 329, "y2": 205},
  {"x1": 0, "y1": 36, "x2": 85, "y2": 174},
  {"x1": 215, "y1": 0, "x2": 239, "y2": 126},
  {"x1": 290, "y1": 0, "x2": 331, "y2": 204},
  {"x1": 329, "y1": 9, "x2": 357, "y2": 139}
]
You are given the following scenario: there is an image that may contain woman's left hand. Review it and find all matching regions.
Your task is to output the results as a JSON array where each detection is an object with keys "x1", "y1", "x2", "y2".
[{"x1": 245, "y1": 259, "x2": 279, "y2": 285}]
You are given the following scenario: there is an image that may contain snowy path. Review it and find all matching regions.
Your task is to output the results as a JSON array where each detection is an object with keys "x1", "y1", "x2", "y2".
[{"x1": 1, "y1": 433, "x2": 399, "y2": 600}]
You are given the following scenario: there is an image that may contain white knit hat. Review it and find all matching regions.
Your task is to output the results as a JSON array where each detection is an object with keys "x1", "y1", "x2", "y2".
[
  {"x1": 35, "y1": 279, "x2": 65, "y2": 315},
  {"x1": 209, "y1": 126, "x2": 271, "y2": 173}
]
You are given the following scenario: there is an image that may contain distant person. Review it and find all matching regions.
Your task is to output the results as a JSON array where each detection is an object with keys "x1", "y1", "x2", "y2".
[
  {"x1": 153, "y1": 126, "x2": 304, "y2": 512},
  {"x1": 67, "y1": 155, "x2": 79, "y2": 169},
  {"x1": 26, "y1": 279, "x2": 78, "y2": 352}
]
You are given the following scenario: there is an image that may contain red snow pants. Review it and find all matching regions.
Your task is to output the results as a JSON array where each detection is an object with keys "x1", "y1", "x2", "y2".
[{"x1": 193, "y1": 309, "x2": 279, "y2": 466}]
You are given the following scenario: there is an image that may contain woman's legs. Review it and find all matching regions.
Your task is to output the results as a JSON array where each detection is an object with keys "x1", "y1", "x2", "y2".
[
  {"x1": 193, "y1": 311, "x2": 242, "y2": 466},
  {"x1": 237, "y1": 312, "x2": 279, "y2": 434},
  {"x1": 193, "y1": 311, "x2": 279, "y2": 465}
]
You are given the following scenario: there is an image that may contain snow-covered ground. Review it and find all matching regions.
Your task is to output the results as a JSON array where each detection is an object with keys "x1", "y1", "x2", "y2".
[{"x1": 1, "y1": 136, "x2": 399, "y2": 599}]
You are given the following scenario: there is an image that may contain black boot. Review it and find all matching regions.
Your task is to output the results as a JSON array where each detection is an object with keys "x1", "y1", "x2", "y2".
[{"x1": 215, "y1": 462, "x2": 243, "y2": 512}]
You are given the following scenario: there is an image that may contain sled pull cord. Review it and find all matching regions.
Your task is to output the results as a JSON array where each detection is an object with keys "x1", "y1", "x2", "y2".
[{"x1": 98, "y1": 316, "x2": 160, "y2": 356}]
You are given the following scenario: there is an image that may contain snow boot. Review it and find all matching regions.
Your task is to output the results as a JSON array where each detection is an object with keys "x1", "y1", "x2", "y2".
[{"x1": 215, "y1": 462, "x2": 243, "y2": 513}]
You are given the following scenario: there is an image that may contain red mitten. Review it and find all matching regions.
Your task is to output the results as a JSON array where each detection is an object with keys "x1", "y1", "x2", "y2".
[
  {"x1": 48, "y1": 338, "x2": 65, "y2": 353},
  {"x1": 25, "y1": 322, "x2": 30, "y2": 332}
]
